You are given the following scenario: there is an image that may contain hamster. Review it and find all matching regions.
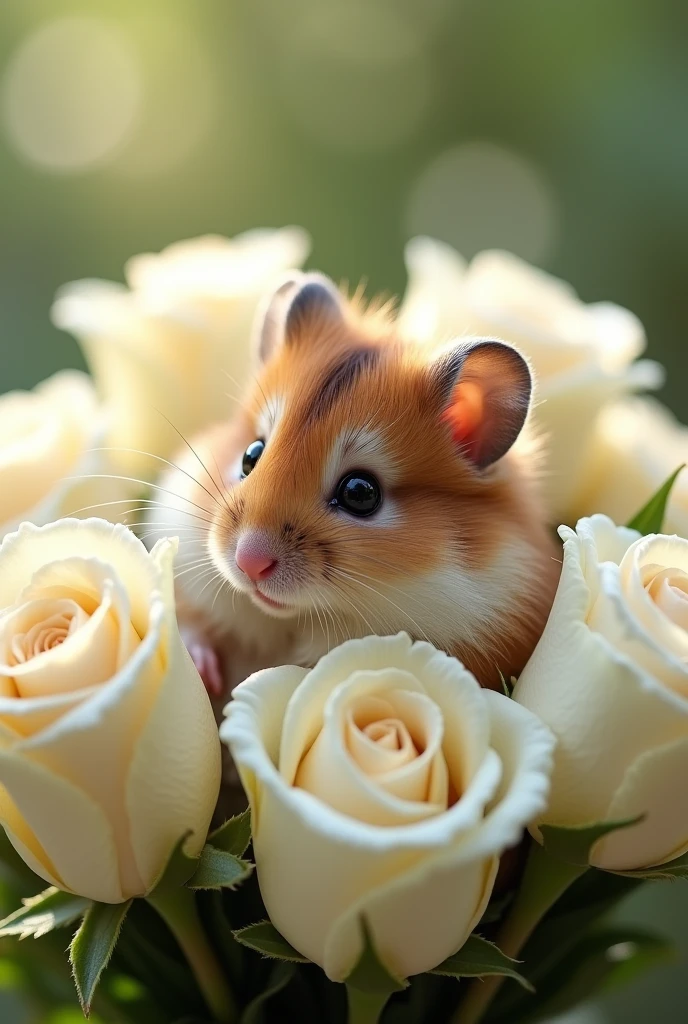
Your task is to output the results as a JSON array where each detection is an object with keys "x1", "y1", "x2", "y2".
[{"x1": 145, "y1": 272, "x2": 560, "y2": 698}]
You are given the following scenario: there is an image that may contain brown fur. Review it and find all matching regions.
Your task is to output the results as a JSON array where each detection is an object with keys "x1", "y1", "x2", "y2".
[{"x1": 150, "y1": 291, "x2": 560, "y2": 693}]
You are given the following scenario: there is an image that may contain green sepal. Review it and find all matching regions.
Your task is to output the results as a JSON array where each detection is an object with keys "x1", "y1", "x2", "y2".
[
  {"x1": 241, "y1": 962, "x2": 295, "y2": 1023},
  {"x1": 149, "y1": 831, "x2": 200, "y2": 894},
  {"x1": 540, "y1": 816, "x2": 643, "y2": 867},
  {"x1": 0, "y1": 886, "x2": 91, "y2": 939},
  {"x1": 431, "y1": 933, "x2": 533, "y2": 991},
  {"x1": 208, "y1": 808, "x2": 251, "y2": 856},
  {"x1": 187, "y1": 844, "x2": 253, "y2": 890},
  {"x1": 626, "y1": 464, "x2": 685, "y2": 534},
  {"x1": 345, "y1": 916, "x2": 408, "y2": 995},
  {"x1": 70, "y1": 899, "x2": 133, "y2": 1016},
  {"x1": 612, "y1": 847, "x2": 688, "y2": 880},
  {"x1": 232, "y1": 920, "x2": 309, "y2": 962}
]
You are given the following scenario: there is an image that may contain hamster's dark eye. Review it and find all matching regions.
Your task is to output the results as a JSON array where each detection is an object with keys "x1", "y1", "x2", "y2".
[
  {"x1": 333, "y1": 472, "x2": 382, "y2": 517},
  {"x1": 242, "y1": 439, "x2": 265, "y2": 477}
]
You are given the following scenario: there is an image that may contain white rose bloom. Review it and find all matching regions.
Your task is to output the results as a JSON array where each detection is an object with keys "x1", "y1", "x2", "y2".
[
  {"x1": 0, "y1": 519, "x2": 221, "y2": 903},
  {"x1": 514, "y1": 515, "x2": 688, "y2": 870},
  {"x1": 221, "y1": 634, "x2": 554, "y2": 980},
  {"x1": 578, "y1": 398, "x2": 688, "y2": 535},
  {"x1": 51, "y1": 228, "x2": 310, "y2": 469},
  {"x1": 398, "y1": 238, "x2": 663, "y2": 522},
  {"x1": 0, "y1": 371, "x2": 128, "y2": 541}
]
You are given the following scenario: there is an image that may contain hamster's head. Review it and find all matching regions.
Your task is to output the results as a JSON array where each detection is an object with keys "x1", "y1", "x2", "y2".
[{"x1": 209, "y1": 272, "x2": 537, "y2": 653}]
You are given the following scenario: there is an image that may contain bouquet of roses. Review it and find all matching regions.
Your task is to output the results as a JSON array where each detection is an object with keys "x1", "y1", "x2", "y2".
[{"x1": 0, "y1": 229, "x2": 686, "y2": 1024}]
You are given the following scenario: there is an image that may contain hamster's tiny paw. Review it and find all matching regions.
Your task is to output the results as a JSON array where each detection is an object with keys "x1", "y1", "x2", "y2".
[{"x1": 183, "y1": 633, "x2": 225, "y2": 698}]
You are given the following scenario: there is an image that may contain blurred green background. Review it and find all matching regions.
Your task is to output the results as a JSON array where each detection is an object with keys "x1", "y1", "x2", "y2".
[{"x1": 1, "y1": 0, "x2": 687, "y2": 1021}]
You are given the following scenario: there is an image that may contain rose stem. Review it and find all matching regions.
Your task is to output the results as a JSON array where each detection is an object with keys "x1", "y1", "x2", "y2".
[
  {"x1": 346, "y1": 986, "x2": 391, "y2": 1024},
  {"x1": 147, "y1": 887, "x2": 237, "y2": 1024},
  {"x1": 453, "y1": 840, "x2": 588, "y2": 1024}
]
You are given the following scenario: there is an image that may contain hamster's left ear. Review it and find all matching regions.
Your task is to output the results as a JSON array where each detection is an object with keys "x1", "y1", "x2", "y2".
[
  {"x1": 253, "y1": 272, "x2": 343, "y2": 363},
  {"x1": 431, "y1": 339, "x2": 532, "y2": 468}
]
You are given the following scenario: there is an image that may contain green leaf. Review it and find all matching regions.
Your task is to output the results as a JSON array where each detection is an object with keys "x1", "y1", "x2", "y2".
[
  {"x1": 241, "y1": 962, "x2": 294, "y2": 1023},
  {"x1": 70, "y1": 900, "x2": 133, "y2": 1016},
  {"x1": 0, "y1": 886, "x2": 91, "y2": 939},
  {"x1": 345, "y1": 916, "x2": 408, "y2": 995},
  {"x1": 626, "y1": 465, "x2": 685, "y2": 534},
  {"x1": 208, "y1": 809, "x2": 251, "y2": 856},
  {"x1": 233, "y1": 920, "x2": 310, "y2": 962},
  {"x1": 431, "y1": 934, "x2": 533, "y2": 991},
  {"x1": 187, "y1": 844, "x2": 253, "y2": 890},
  {"x1": 489, "y1": 927, "x2": 675, "y2": 1023},
  {"x1": 149, "y1": 832, "x2": 200, "y2": 894},
  {"x1": 612, "y1": 847, "x2": 688, "y2": 880},
  {"x1": 540, "y1": 816, "x2": 643, "y2": 867}
]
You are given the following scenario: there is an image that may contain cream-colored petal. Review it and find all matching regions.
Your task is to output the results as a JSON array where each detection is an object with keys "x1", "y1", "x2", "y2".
[
  {"x1": 574, "y1": 398, "x2": 688, "y2": 530},
  {"x1": 0, "y1": 749, "x2": 123, "y2": 902},
  {"x1": 398, "y1": 236, "x2": 467, "y2": 344},
  {"x1": 126, "y1": 612, "x2": 221, "y2": 890},
  {"x1": 346, "y1": 690, "x2": 449, "y2": 807},
  {"x1": 280, "y1": 634, "x2": 488, "y2": 791},
  {"x1": 534, "y1": 360, "x2": 663, "y2": 522},
  {"x1": 323, "y1": 853, "x2": 497, "y2": 981},
  {"x1": 514, "y1": 536, "x2": 688, "y2": 827},
  {"x1": 220, "y1": 664, "x2": 309, "y2": 826},
  {"x1": 0, "y1": 686, "x2": 95, "y2": 739},
  {"x1": 413, "y1": 644, "x2": 492, "y2": 794},
  {"x1": 126, "y1": 227, "x2": 311, "y2": 302},
  {"x1": 0, "y1": 520, "x2": 159, "y2": 640},
  {"x1": 620, "y1": 535, "x2": 688, "y2": 661},
  {"x1": 0, "y1": 781, "x2": 63, "y2": 885},
  {"x1": 0, "y1": 391, "x2": 71, "y2": 523},
  {"x1": 586, "y1": 301, "x2": 647, "y2": 372},
  {"x1": 294, "y1": 671, "x2": 447, "y2": 825},
  {"x1": 222, "y1": 662, "x2": 505, "y2": 974},
  {"x1": 592, "y1": 737, "x2": 688, "y2": 871},
  {"x1": 464, "y1": 691, "x2": 555, "y2": 859},
  {"x1": 589, "y1": 562, "x2": 688, "y2": 699},
  {"x1": 16, "y1": 603, "x2": 165, "y2": 898},
  {"x1": 1, "y1": 589, "x2": 123, "y2": 698}
]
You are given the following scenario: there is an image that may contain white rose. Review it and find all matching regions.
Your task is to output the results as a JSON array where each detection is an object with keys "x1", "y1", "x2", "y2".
[
  {"x1": 513, "y1": 515, "x2": 688, "y2": 870},
  {"x1": 576, "y1": 398, "x2": 688, "y2": 534},
  {"x1": 0, "y1": 371, "x2": 129, "y2": 541},
  {"x1": 398, "y1": 238, "x2": 662, "y2": 522},
  {"x1": 221, "y1": 634, "x2": 554, "y2": 980},
  {"x1": 0, "y1": 518, "x2": 221, "y2": 903},
  {"x1": 51, "y1": 228, "x2": 310, "y2": 470}
]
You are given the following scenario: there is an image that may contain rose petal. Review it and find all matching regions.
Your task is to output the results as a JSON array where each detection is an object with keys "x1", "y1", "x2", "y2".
[
  {"x1": 514, "y1": 526, "x2": 688, "y2": 828},
  {"x1": 593, "y1": 736, "x2": 688, "y2": 870},
  {"x1": 126, "y1": 540, "x2": 221, "y2": 889},
  {"x1": 0, "y1": 520, "x2": 161, "y2": 641},
  {"x1": 0, "y1": 748, "x2": 123, "y2": 902},
  {"x1": 221, "y1": 652, "x2": 506, "y2": 977},
  {"x1": 1, "y1": 589, "x2": 122, "y2": 698},
  {"x1": 294, "y1": 670, "x2": 448, "y2": 824}
]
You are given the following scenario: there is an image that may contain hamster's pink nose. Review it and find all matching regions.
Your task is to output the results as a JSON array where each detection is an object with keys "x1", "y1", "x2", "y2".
[{"x1": 235, "y1": 536, "x2": 278, "y2": 582}]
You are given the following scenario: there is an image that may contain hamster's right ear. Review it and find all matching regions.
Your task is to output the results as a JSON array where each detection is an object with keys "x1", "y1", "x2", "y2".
[
  {"x1": 253, "y1": 272, "x2": 343, "y2": 363},
  {"x1": 430, "y1": 338, "x2": 532, "y2": 468}
]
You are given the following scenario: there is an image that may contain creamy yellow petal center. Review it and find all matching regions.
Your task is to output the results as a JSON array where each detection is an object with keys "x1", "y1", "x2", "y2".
[
  {"x1": 7, "y1": 599, "x2": 88, "y2": 664},
  {"x1": 642, "y1": 563, "x2": 688, "y2": 632}
]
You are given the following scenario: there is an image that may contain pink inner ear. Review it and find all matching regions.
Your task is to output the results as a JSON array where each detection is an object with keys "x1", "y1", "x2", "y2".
[{"x1": 441, "y1": 382, "x2": 485, "y2": 460}]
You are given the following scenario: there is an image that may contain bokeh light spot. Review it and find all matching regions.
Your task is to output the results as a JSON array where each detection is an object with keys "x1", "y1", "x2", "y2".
[
  {"x1": 1, "y1": 17, "x2": 142, "y2": 174},
  {"x1": 405, "y1": 141, "x2": 559, "y2": 264},
  {"x1": 111, "y1": 18, "x2": 217, "y2": 177},
  {"x1": 276, "y1": 2, "x2": 433, "y2": 153}
]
